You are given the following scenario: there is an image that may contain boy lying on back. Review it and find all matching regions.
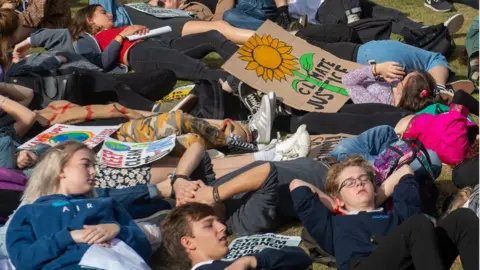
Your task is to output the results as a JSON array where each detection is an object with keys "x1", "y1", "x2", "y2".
[
  {"x1": 161, "y1": 203, "x2": 312, "y2": 270},
  {"x1": 290, "y1": 155, "x2": 478, "y2": 270}
]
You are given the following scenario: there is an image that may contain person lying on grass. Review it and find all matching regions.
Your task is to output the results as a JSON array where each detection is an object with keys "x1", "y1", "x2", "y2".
[
  {"x1": 161, "y1": 202, "x2": 312, "y2": 270},
  {"x1": 290, "y1": 155, "x2": 479, "y2": 270},
  {"x1": 6, "y1": 141, "x2": 152, "y2": 269}
]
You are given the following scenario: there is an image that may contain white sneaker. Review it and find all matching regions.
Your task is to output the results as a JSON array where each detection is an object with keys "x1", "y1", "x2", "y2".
[
  {"x1": 248, "y1": 92, "x2": 276, "y2": 144},
  {"x1": 274, "y1": 125, "x2": 310, "y2": 161},
  {"x1": 444, "y1": 14, "x2": 464, "y2": 35}
]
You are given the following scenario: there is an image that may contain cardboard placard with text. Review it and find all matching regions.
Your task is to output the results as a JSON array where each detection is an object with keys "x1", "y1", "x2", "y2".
[
  {"x1": 308, "y1": 134, "x2": 354, "y2": 160},
  {"x1": 18, "y1": 124, "x2": 119, "y2": 150},
  {"x1": 222, "y1": 20, "x2": 364, "y2": 113}
]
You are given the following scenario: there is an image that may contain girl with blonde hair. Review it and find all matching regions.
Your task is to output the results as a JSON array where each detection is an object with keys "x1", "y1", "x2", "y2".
[{"x1": 6, "y1": 141, "x2": 152, "y2": 269}]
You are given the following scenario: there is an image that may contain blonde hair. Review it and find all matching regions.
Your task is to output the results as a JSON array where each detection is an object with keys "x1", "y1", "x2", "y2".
[
  {"x1": 0, "y1": 8, "x2": 19, "y2": 68},
  {"x1": 325, "y1": 155, "x2": 375, "y2": 197},
  {"x1": 22, "y1": 141, "x2": 96, "y2": 204}
]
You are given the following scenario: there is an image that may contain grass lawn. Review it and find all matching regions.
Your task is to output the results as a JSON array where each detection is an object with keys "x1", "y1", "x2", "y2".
[{"x1": 68, "y1": 0, "x2": 478, "y2": 269}]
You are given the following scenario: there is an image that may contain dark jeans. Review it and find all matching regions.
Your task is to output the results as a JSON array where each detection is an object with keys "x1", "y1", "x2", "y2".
[
  {"x1": 129, "y1": 30, "x2": 236, "y2": 81},
  {"x1": 273, "y1": 103, "x2": 412, "y2": 135},
  {"x1": 352, "y1": 209, "x2": 479, "y2": 270},
  {"x1": 295, "y1": 24, "x2": 361, "y2": 61},
  {"x1": 317, "y1": 0, "x2": 423, "y2": 34},
  {"x1": 71, "y1": 68, "x2": 176, "y2": 111},
  {"x1": 222, "y1": 0, "x2": 276, "y2": 30},
  {"x1": 205, "y1": 158, "x2": 329, "y2": 235}
]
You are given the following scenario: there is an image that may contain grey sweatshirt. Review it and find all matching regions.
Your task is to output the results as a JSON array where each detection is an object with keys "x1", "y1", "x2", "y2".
[{"x1": 6, "y1": 28, "x2": 127, "y2": 77}]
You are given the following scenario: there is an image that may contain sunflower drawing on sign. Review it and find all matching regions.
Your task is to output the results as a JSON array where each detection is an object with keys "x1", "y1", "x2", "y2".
[
  {"x1": 238, "y1": 34, "x2": 297, "y2": 82},
  {"x1": 238, "y1": 34, "x2": 349, "y2": 96}
]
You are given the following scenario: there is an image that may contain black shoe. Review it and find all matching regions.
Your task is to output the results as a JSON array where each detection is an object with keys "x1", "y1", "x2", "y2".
[
  {"x1": 219, "y1": 136, "x2": 258, "y2": 154},
  {"x1": 275, "y1": 12, "x2": 292, "y2": 30},
  {"x1": 424, "y1": 0, "x2": 452, "y2": 12},
  {"x1": 227, "y1": 76, "x2": 262, "y2": 114}
]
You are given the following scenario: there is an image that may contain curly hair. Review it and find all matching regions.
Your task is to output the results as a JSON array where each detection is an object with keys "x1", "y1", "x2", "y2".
[{"x1": 325, "y1": 155, "x2": 376, "y2": 197}]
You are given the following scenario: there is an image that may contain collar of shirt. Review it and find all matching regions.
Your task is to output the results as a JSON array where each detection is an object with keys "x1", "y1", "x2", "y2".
[
  {"x1": 346, "y1": 207, "x2": 384, "y2": 215},
  {"x1": 192, "y1": 260, "x2": 215, "y2": 270}
]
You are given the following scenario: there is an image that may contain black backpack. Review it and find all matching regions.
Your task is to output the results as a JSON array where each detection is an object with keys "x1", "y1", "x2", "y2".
[{"x1": 401, "y1": 24, "x2": 455, "y2": 58}]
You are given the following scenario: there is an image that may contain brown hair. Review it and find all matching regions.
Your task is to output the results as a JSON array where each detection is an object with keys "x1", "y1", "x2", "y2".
[
  {"x1": 161, "y1": 203, "x2": 216, "y2": 266},
  {"x1": 325, "y1": 155, "x2": 375, "y2": 197},
  {"x1": 0, "y1": 8, "x2": 19, "y2": 68},
  {"x1": 70, "y1": 4, "x2": 103, "y2": 40},
  {"x1": 397, "y1": 70, "x2": 440, "y2": 112}
]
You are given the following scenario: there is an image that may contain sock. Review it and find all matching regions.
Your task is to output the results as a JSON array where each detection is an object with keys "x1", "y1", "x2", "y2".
[
  {"x1": 276, "y1": 5, "x2": 288, "y2": 17},
  {"x1": 253, "y1": 147, "x2": 277, "y2": 161}
]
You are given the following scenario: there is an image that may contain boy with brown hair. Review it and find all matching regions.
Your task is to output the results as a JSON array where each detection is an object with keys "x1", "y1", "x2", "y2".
[
  {"x1": 161, "y1": 202, "x2": 312, "y2": 270},
  {"x1": 290, "y1": 155, "x2": 478, "y2": 270}
]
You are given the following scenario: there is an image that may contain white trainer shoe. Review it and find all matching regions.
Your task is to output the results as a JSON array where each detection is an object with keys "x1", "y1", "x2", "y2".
[
  {"x1": 248, "y1": 92, "x2": 276, "y2": 144},
  {"x1": 274, "y1": 125, "x2": 311, "y2": 161}
]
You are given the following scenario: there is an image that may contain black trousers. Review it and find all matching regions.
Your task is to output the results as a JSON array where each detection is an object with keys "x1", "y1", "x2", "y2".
[
  {"x1": 295, "y1": 24, "x2": 361, "y2": 61},
  {"x1": 351, "y1": 209, "x2": 479, "y2": 270},
  {"x1": 129, "y1": 30, "x2": 236, "y2": 81},
  {"x1": 72, "y1": 68, "x2": 176, "y2": 111},
  {"x1": 317, "y1": 0, "x2": 423, "y2": 34},
  {"x1": 273, "y1": 103, "x2": 412, "y2": 135}
]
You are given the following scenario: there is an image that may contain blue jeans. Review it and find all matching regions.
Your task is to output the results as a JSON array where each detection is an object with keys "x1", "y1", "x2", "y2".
[
  {"x1": 329, "y1": 125, "x2": 442, "y2": 180},
  {"x1": 96, "y1": 185, "x2": 172, "y2": 219},
  {"x1": 222, "y1": 0, "x2": 276, "y2": 30}
]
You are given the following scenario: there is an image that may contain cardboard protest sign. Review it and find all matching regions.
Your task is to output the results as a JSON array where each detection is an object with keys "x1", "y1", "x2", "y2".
[
  {"x1": 223, "y1": 234, "x2": 301, "y2": 261},
  {"x1": 125, "y1": 3, "x2": 192, "y2": 18},
  {"x1": 97, "y1": 135, "x2": 176, "y2": 168},
  {"x1": 308, "y1": 134, "x2": 354, "y2": 160},
  {"x1": 222, "y1": 20, "x2": 364, "y2": 113},
  {"x1": 18, "y1": 124, "x2": 119, "y2": 150}
]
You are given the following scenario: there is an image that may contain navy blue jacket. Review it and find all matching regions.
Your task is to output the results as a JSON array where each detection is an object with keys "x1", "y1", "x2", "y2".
[
  {"x1": 6, "y1": 194, "x2": 151, "y2": 270},
  {"x1": 193, "y1": 247, "x2": 312, "y2": 270},
  {"x1": 292, "y1": 174, "x2": 421, "y2": 270}
]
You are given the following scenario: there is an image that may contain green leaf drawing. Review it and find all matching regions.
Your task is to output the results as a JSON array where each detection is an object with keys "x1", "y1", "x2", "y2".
[
  {"x1": 292, "y1": 79, "x2": 301, "y2": 92},
  {"x1": 300, "y1": 53, "x2": 314, "y2": 72}
]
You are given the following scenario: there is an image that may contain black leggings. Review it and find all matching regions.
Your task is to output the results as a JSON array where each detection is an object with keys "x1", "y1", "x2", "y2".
[
  {"x1": 296, "y1": 24, "x2": 361, "y2": 61},
  {"x1": 129, "y1": 30, "x2": 237, "y2": 81},
  {"x1": 352, "y1": 209, "x2": 479, "y2": 270},
  {"x1": 72, "y1": 68, "x2": 176, "y2": 111},
  {"x1": 317, "y1": 0, "x2": 423, "y2": 34},
  {"x1": 273, "y1": 103, "x2": 412, "y2": 135}
]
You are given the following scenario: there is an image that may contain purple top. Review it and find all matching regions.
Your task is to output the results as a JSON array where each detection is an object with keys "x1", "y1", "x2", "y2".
[{"x1": 342, "y1": 66, "x2": 394, "y2": 105}]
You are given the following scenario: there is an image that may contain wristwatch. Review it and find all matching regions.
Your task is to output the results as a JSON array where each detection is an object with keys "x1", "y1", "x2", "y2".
[{"x1": 168, "y1": 172, "x2": 190, "y2": 199}]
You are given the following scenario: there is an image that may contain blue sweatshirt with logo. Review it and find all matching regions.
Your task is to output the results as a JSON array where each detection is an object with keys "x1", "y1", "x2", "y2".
[
  {"x1": 291, "y1": 174, "x2": 421, "y2": 270},
  {"x1": 6, "y1": 194, "x2": 152, "y2": 270}
]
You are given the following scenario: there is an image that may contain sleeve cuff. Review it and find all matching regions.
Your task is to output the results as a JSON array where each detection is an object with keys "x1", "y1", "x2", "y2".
[
  {"x1": 55, "y1": 227, "x2": 74, "y2": 249},
  {"x1": 147, "y1": 184, "x2": 160, "y2": 199},
  {"x1": 253, "y1": 253, "x2": 267, "y2": 269}
]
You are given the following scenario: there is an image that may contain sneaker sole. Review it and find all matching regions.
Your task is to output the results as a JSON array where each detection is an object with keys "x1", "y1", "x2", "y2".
[
  {"x1": 258, "y1": 95, "x2": 272, "y2": 144},
  {"x1": 444, "y1": 14, "x2": 464, "y2": 35},
  {"x1": 424, "y1": 2, "x2": 452, "y2": 12}
]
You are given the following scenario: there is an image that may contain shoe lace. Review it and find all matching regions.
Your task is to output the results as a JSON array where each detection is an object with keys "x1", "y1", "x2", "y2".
[
  {"x1": 247, "y1": 94, "x2": 261, "y2": 111},
  {"x1": 228, "y1": 136, "x2": 257, "y2": 150}
]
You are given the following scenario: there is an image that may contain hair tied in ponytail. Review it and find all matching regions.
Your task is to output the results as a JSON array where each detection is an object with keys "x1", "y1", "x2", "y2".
[{"x1": 420, "y1": 89, "x2": 430, "y2": 97}]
